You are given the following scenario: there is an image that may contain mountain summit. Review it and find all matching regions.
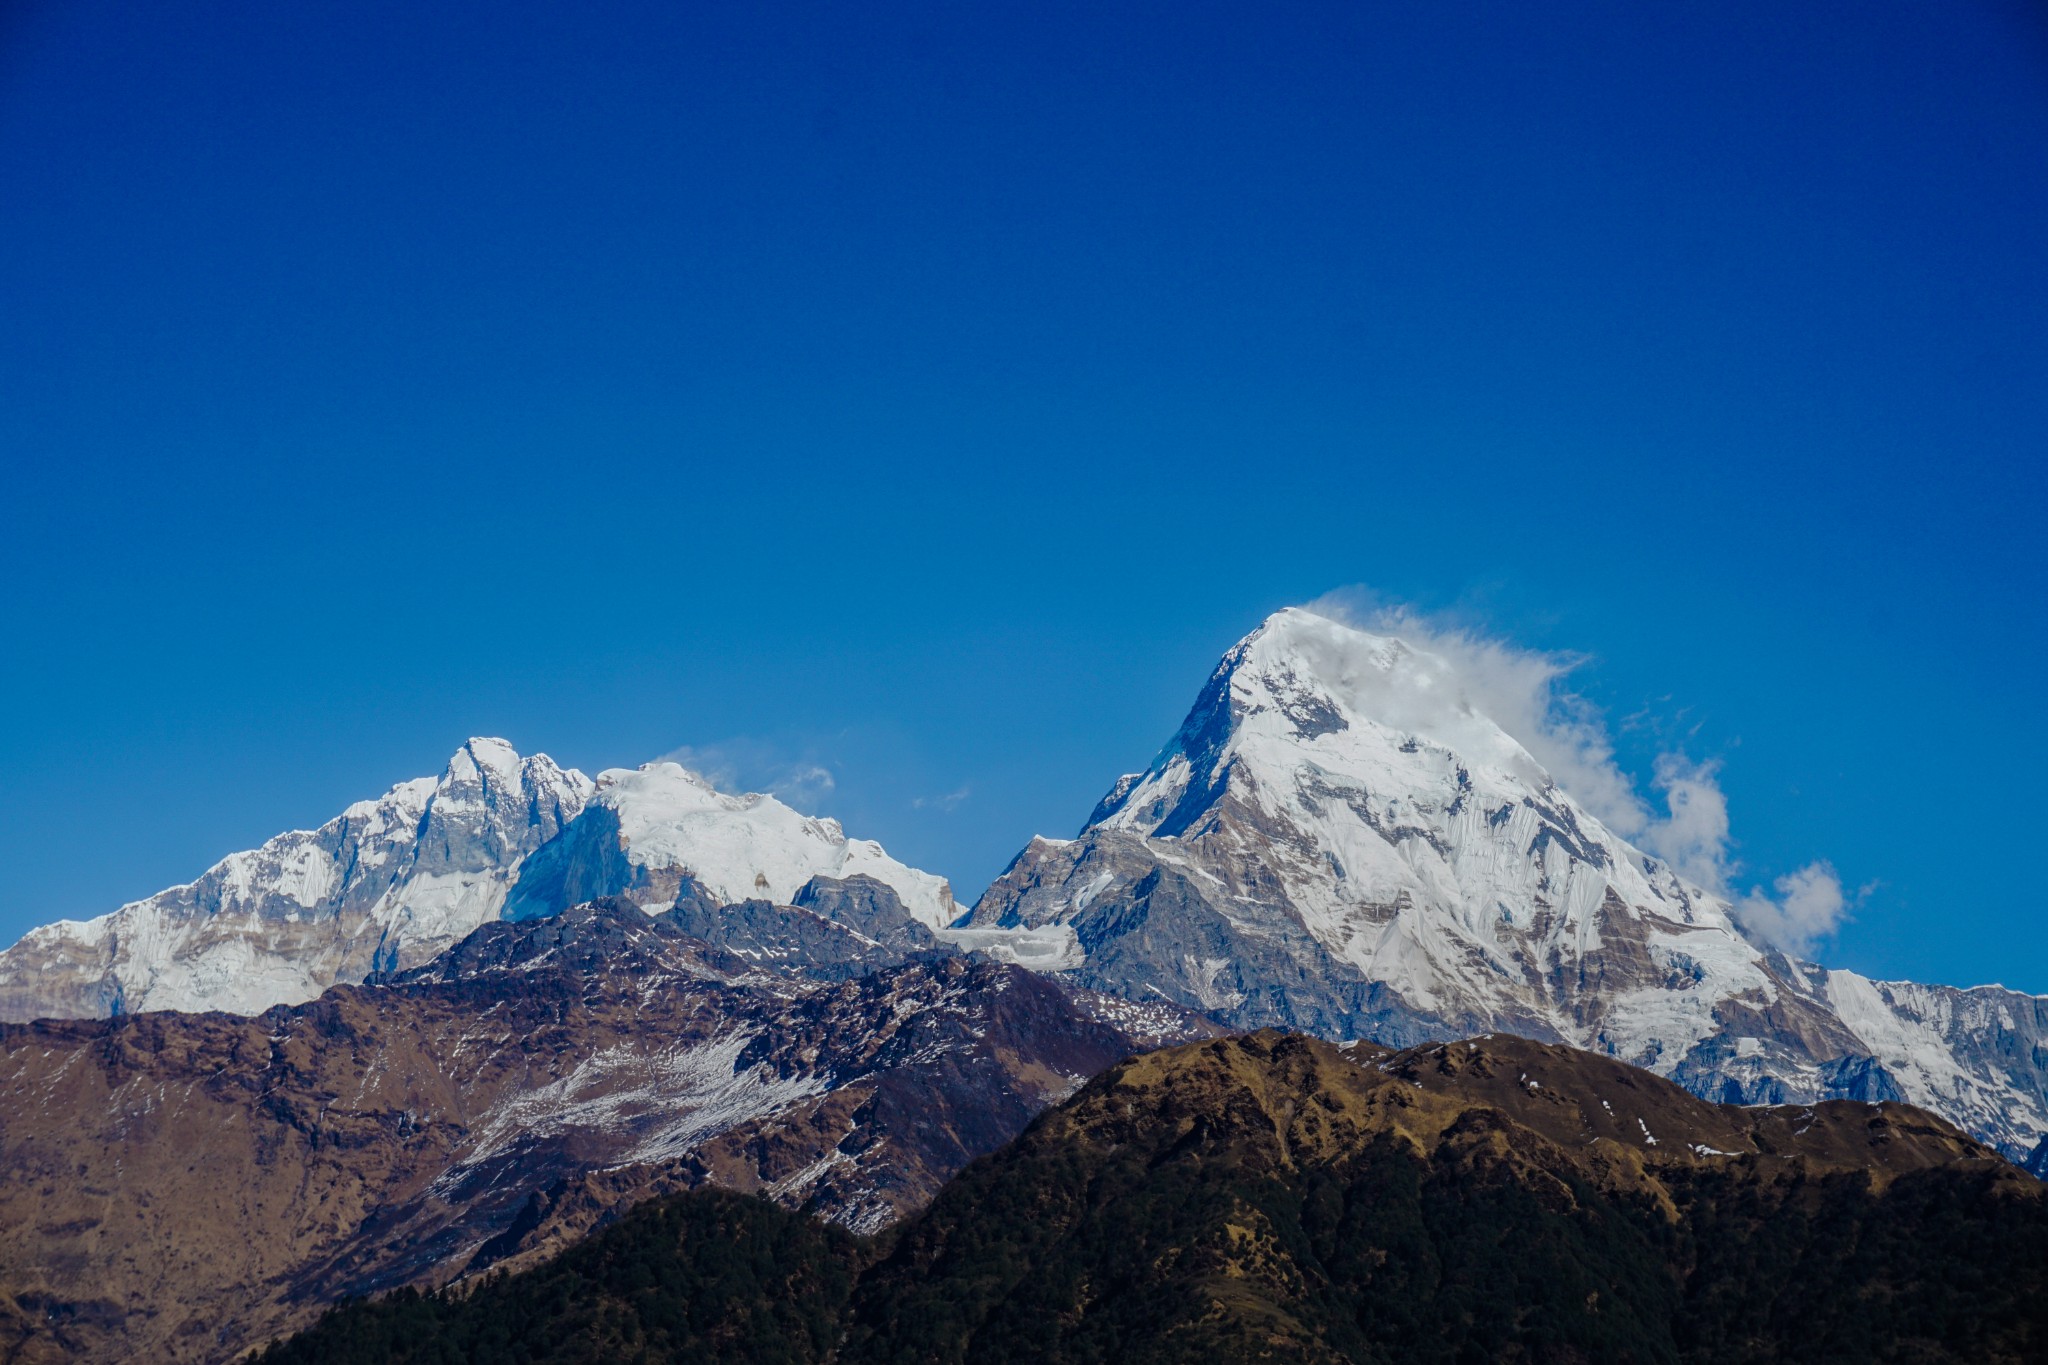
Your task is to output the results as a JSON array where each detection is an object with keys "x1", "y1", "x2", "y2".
[
  {"x1": 0, "y1": 739, "x2": 591, "y2": 1019},
  {"x1": 502, "y1": 759, "x2": 958, "y2": 930},
  {"x1": 0, "y1": 740, "x2": 956, "y2": 1020},
  {"x1": 969, "y1": 607, "x2": 2048, "y2": 1159}
]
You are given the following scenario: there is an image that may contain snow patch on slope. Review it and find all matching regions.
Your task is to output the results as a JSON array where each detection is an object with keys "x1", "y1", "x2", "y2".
[
  {"x1": 450, "y1": 1032, "x2": 826, "y2": 1179},
  {"x1": 934, "y1": 923, "x2": 1085, "y2": 970}
]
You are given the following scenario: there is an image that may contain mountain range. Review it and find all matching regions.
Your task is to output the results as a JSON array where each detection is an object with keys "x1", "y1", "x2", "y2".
[
  {"x1": 0, "y1": 740, "x2": 954, "y2": 1021},
  {"x1": 1, "y1": 607, "x2": 2045, "y2": 1359},
  {"x1": 7, "y1": 608, "x2": 2037, "y2": 1161}
]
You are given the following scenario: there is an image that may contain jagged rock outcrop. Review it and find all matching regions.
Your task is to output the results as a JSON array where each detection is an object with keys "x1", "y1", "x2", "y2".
[{"x1": 658, "y1": 875, "x2": 942, "y2": 982}]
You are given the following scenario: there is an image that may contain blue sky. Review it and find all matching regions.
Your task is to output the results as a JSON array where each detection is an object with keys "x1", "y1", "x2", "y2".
[{"x1": 2, "y1": 2, "x2": 2043, "y2": 990}]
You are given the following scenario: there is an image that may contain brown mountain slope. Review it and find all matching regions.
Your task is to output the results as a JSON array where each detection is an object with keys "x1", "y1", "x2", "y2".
[
  {"x1": 844, "y1": 1031, "x2": 2042, "y2": 1363},
  {"x1": 1349, "y1": 1030, "x2": 1998, "y2": 1189},
  {"x1": 0, "y1": 900, "x2": 1213, "y2": 1365},
  {"x1": 257, "y1": 1029, "x2": 2047, "y2": 1364}
]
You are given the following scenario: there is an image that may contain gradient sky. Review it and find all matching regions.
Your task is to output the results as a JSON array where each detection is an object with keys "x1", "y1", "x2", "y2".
[{"x1": 2, "y1": 2, "x2": 2044, "y2": 991}]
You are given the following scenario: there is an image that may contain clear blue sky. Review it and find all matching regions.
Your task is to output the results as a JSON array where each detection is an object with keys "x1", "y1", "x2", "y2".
[{"x1": 2, "y1": 2, "x2": 2043, "y2": 990}]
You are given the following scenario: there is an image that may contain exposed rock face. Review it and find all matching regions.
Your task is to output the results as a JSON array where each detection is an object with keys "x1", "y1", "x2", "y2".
[
  {"x1": 968, "y1": 608, "x2": 2048, "y2": 1159},
  {"x1": 792, "y1": 874, "x2": 946, "y2": 951},
  {"x1": 0, "y1": 739, "x2": 593, "y2": 1020},
  {"x1": 659, "y1": 876, "x2": 943, "y2": 982},
  {"x1": 0, "y1": 900, "x2": 1214, "y2": 1365}
]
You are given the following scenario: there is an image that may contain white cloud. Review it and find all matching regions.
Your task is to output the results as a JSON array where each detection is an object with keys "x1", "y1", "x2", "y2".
[
  {"x1": 663, "y1": 741, "x2": 836, "y2": 811},
  {"x1": 1734, "y1": 863, "x2": 1850, "y2": 958},
  {"x1": 663, "y1": 743, "x2": 743, "y2": 791},
  {"x1": 1645, "y1": 754, "x2": 1732, "y2": 889},
  {"x1": 772, "y1": 764, "x2": 838, "y2": 809},
  {"x1": 1304, "y1": 589, "x2": 1848, "y2": 959},
  {"x1": 911, "y1": 785, "x2": 971, "y2": 813}
]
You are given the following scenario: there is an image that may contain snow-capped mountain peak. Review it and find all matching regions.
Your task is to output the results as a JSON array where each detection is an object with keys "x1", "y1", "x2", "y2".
[
  {"x1": 1092, "y1": 609, "x2": 1580, "y2": 858},
  {"x1": 0, "y1": 738, "x2": 958, "y2": 1020},
  {"x1": 1088, "y1": 609, "x2": 1735, "y2": 978},
  {"x1": 503, "y1": 759, "x2": 960, "y2": 932},
  {"x1": 1210, "y1": 607, "x2": 1552, "y2": 785},
  {"x1": 0, "y1": 740, "x2": 595, "y2": 1019},
  {"x1": 975, "y1": 607, "x2": 2048, "y2": 1159}
]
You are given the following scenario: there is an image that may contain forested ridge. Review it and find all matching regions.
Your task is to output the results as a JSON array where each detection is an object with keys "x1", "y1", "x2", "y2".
[{"x1": 261, "y1": 1033, "x2": 2048, "y2": 1364}]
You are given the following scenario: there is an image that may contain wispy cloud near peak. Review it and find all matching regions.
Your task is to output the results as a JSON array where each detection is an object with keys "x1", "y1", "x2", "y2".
[
  {"x1": 661, "y1": 740, "x2": 837, "y2": 812},
  {"x1": 1304, "y1": 588, "x2": 1848, "y2": 958}
]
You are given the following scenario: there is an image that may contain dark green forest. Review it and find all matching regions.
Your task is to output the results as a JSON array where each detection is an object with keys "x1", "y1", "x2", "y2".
[
  {"x1": 254, "y1": 1190, "x2": 858, "y2": 1365},
  {"x1": 261, "y1": 1146, "x2": 2047, "y2": 1364}
]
